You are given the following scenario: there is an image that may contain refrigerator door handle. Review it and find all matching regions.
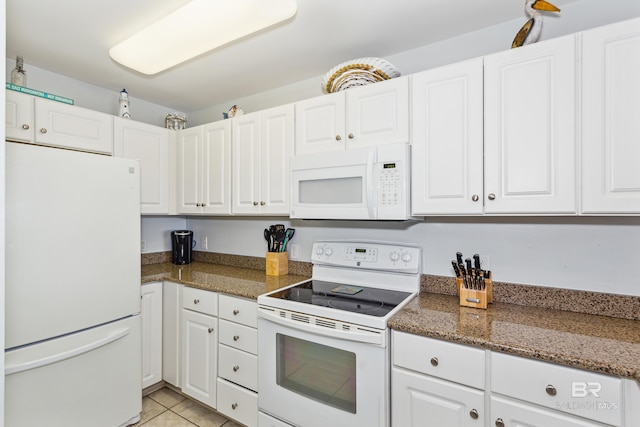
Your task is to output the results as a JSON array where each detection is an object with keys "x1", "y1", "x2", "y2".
[{"x1": 5, "y1": 326, "x2": 131, "y2": 375}]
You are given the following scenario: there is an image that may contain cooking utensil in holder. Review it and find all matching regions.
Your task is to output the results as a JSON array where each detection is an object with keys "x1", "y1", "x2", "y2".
[
  {"x1": 266, "y1": 251, "x2": 288, "y2": 276},
  {"x1": 458, "y1": 273, "x2": 492, "y2": 309}
]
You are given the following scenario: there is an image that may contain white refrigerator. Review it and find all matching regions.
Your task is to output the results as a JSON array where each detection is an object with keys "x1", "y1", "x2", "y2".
[{"x1": 5, "y1": 142, "x2": 142, "y2": 427}]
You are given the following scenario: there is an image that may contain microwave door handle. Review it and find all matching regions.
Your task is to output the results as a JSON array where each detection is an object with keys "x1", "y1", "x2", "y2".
[{"x1": 367, "y1": 149, "x2": 376, "y2": 219}]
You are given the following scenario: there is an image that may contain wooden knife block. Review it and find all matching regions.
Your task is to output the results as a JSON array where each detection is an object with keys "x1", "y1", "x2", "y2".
[
  {"x1": 266, "y1": 251, "x2": 288, "y2": 276},
  {"x1": 457, "y1": 275, "x2": 493, "y2": 310}
]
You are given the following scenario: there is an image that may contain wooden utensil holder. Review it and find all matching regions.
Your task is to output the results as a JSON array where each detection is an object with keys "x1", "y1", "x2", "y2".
[
  {"x1": 458, "y1": 274, "x2": 492, "y2": 310},
  {"x1": 266, "y1": 252, "x2": 288, "y2": 276}
]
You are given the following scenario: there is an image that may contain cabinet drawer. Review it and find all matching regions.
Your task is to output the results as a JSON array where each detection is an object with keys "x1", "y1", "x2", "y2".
[
  {"x1": 217, "y1": 378, "x2": 258, "y2": 427},
  {"x1": 491, "y1": 352, "x2": 622, "y2": 426},
  {"x1": 219, "y1": 294, "x2": 257, "y2": 327},
  {"x1": 219, "y1": 319, "x2": 258, "y2": 355},
  {"x1": 392, "y1": 331, "x2": 485, "y2": 389},
  {"x1": 219, "y1": 344, "x2": 258, "y2": 391},
  {"x1": 182, "y1": 287, "x2": 218, "y2": 316}
]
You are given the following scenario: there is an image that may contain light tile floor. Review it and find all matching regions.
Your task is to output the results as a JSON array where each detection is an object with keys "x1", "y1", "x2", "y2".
[{"x1": 133, "y1": 387, "x2": 242, "y2": 427}]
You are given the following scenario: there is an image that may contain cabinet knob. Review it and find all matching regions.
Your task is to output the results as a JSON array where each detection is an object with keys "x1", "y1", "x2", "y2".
[
  {"x1": 233, "y1": 365, "x2": 240, "y2": 372},
  {"x1": 495, "y1": 418, "x2": 505, "y2": 427},
  {"x1": 335, "y1": 135, "x2": 342, "y2": 141},
  {"x1": 488, "y1": 193, "x2": 496, "y2": 201},
  {"x1": 231, "y1": 403, "x2": 238, "y2": 410},
  {"x1": 233, "y1": 335, "x2": 240, "y2": 341},
  {"x1": 201, "y1": 203, "x2": 206, "y2": 207},
  {"x1": 472, "y1": 194, "x2": 479, "y2": 202},
  {"x1": 430, "y1": 357, "x2": 439, "y2": 367},
  {"x1": 545, "y1": 384, "x2": 557, "y2": 396},
  {"x1": 253, "y1": 201, "x2": 259, "y2": 206},
  {"x1": 208, "y1": 327, "x2": 214, "y2": 333},
  {"x1": 469, "y1": 409, "x2": 479, "y2": 419},
  {"x1": 196, "y1": 203, "x2": 202, "y2": 207},
  {"x1": 22, "y1": 124, "x2": 30, "y2": 130},
  {"x1": 348, "y1": 133, "x2": 354, "y2": 139},
  {"x1": 194, "y1": 299, "x2": 200, "y2": 304},
  {"x1": 233, "y1": 309, "x2": 240, "y2": 315},
  {"x1": 40, "y1": 128, "x2": 48, "y2": 134},
  {"x1": 260, "y1": 201, "x2": 266, "y2": 206}
]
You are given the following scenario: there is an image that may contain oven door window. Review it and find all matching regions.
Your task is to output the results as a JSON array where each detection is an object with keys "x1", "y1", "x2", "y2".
[{"x1": 276, "y1": 333, "x2": 356, "y2": 413}]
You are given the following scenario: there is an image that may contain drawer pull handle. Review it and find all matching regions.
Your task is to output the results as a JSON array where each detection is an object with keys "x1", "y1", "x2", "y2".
[
  {"x1": 231, "y1": 403, "x2": 238, "y2": 410},
  {"x1": 233, "y1": 335, "x2": 240, "y2": 341},
  {"x1": 40, "y1": 128, "x2": 48, "y2": 134},
  {"x1": 208, "y1": 328, "x2": 214, "y2": 333},
  {"x1": 194, "y1": 299, "x2": 200, "y2": 304},
  {"x1": 469, "y1": 409, "x2": 479, "y2": 419},
  {"x1": 233, "y1": 309, "x2": 240, "y2": 315},
  {"x1": 233, "y1": 365, "x2": 240, "y2": 372},
  {"x1": 545, "y1": 384, "x2": 557, "y2": 396},
  {"x1": 495, "y1": 418, "x2": 505, "y2": 427},
  {"x1": 430, "y1": 357, "x2": 439, "y2": 367},
  {"x1": 22, "y1": 124, "x2": 30, "y2": 130}
]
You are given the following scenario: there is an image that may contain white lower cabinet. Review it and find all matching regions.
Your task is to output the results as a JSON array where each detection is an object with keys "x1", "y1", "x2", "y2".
[
  {"x1": 181, "y1": 287, "x2": 219, "y2": 408},
  {"x1": 392, "y1": 368, "x2": 484, "y2": 426},
  {"x1": 162, "y1": 281, "x2": 181, "y2": 387},
  {"x1": 141, "y1": 281, "x2": 163, "y2": 389},
  {"x1": 392, "y1": 331, "x2": 635, "y2": 427},
  {"x1": 217, "y1": 294, "x2": 259, "y2": 427}
]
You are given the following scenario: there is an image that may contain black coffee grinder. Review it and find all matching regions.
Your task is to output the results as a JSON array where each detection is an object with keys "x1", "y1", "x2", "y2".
[{"x1": 171, "y1": 230, "x2": 195, "y2": 265}]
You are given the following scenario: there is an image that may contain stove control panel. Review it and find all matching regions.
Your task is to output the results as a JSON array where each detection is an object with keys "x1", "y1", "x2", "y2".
[{"x1": 312, "y1": 241, "x2": 421, "y2": 273}]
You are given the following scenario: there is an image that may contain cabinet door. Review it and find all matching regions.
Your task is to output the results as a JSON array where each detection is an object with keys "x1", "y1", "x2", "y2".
[
  {"x1": 176, "y1": 126, "x2": 204, "y2": 214},
  {"x1": 411, "y1": 59, "x2": 484, "y2": 215},
  {"x1": 162, "y1": 281, "x2": 181, "y2": 387},
  {"x1": 232, "y1": 112, "x2": 262, "y2": 214},
  {"x1": 491, "y1": 396, "x2": 608, "y2": 427},
  {"x1": 260, "y1": 104, "x2": 294, "y2": 215},
  {"x1": 392, "y1": 367, "x2": 484, "y2": 427},
  {"x1": 294, "y1": 91, "x2": 346, "y2": 154},
  {"x1": 202, "y1": 120, "x2": 232, "y2": 214},
  {"x1": 34, "y1": 98, "x2": 113, "y2": 155},
  {"x1": 182, "y1": 309, "x2": 218, "y2": 408},
  {"x1": 114, "y1": 118, "x2": 170, "y2": 214},
  {"x1": 484, "y1": 35, "x2": 577, "y2": 214},
  {"x1": 582, "y1": 17, "x2": 640, "y2": 214},
  {"x1": 5, "y1": 90, "x2": 34, "y2": 142},
  {"x1": 346, "y1": 76, "x2": 409, "y2": 149},
  {"x1": 141, "y1": 282, "x2": 163, "y2": 389}
]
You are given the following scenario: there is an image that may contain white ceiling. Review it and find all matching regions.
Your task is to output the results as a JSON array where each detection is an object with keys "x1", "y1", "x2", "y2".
[{"x1": 7, "y1": 0, "x2": 573, "y2": 113}]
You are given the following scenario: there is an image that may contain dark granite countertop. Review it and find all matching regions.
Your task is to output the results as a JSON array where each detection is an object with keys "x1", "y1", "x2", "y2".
[
  {"x1": 389, "y1": 293, "x2": 640, "y2": 382},
  {"x1": 141, "y1": 261, "x2": 309, "y2": 299}
]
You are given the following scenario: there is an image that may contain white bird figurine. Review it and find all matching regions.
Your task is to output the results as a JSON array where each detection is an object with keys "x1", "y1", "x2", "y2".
[{"x1": 512, "y1": 0, "x2": 561, "y2": 48}]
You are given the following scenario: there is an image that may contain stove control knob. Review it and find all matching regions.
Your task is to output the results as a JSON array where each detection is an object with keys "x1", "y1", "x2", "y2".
[
  {"x1": 325, "y1": 247, "x2": 333, "y2": 256},
  {"x1": 401, "y1": 252, "x2": 412, "y2": 263},
  {"x1": 390, "y1": 251, "x2": 400, "y2": 262},
  {"x1": 316, "y1": 247, "x2": 324, "y2": 256}
]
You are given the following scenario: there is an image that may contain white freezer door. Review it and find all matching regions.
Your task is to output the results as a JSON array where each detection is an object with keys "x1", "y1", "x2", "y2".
[
  {"x1": 5, "y1": 315, "x2": 142, "y2": 427},
  {"x1": 5, "y1": 142, "x2": 141, "y2": 349}
]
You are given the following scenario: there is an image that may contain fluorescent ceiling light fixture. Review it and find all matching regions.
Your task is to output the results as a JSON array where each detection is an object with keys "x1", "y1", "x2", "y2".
[{"x1": 110, "y1": 0, "x2": 297, "y2": 75}]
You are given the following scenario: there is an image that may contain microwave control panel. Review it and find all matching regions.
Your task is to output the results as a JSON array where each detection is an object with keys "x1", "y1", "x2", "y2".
[{"x1": 378, "y1": 161, "x2": 402, "y2": 206}]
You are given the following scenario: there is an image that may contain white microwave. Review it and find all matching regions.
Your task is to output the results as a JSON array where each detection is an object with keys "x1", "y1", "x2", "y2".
[{"x1": 290, "y1": 143, "x2": 411, "y2": 220}]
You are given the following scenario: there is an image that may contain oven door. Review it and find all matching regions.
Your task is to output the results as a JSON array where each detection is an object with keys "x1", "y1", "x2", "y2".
[
  {"x1": 290, "y1": 146, "x2": 377, "y2": 220},
  {"x1": 258, "y1": 308, "x2": 389, "y2": 427}
]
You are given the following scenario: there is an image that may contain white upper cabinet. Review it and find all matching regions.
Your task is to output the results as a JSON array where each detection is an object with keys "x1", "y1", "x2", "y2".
[
  {"x1": 232, "y1": 104, "x2": 294, "y2": 215},
  {"x1": 581, "y1": 17, "x2": 640, "y2": 214},
  {"x1": 5, "y1": 90, "x2": 34, "y2": 142},
  {"x1": 411, "y1": 58, "x2": 484, "y2": 215},
  {"x1": 295, "y1": 77, "x2": 409, "y2": 154},
  {"x1": 484, "y1": 35, "x2": 577, "y2": 214},
  {"x1": 114, "y1": 118, "x2": 174, "y2": 215},
  {"x1": 177, "y1": 120, "x2": 232, "y2": 215},
  {"x1": 34, "y1": 98, "x2": 114, "y2": 155}
]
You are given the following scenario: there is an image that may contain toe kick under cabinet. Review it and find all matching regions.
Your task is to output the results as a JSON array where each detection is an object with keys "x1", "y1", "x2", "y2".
[
  {"x1": 217, "y1": 294, "x2": 259, "y2": 427},
  {"x1": 391, "y1": 331, "x2": 640, "y2": 427}
]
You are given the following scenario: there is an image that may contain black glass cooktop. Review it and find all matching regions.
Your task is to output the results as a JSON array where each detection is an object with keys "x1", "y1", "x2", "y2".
[{"x1": 265, "y1": 280, "x2": 413, "y2": 317}]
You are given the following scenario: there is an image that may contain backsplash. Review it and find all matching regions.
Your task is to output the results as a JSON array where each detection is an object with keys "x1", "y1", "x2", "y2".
[{"x1": 141, "y1": 251, "x2": 639, "y2": 320}]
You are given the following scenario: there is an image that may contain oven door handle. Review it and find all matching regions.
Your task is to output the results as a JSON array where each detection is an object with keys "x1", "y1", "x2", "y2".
[{"x1": 258, "y1": 307, "x2": 386, "y2": 346}]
